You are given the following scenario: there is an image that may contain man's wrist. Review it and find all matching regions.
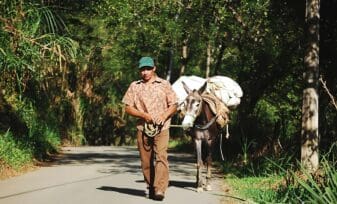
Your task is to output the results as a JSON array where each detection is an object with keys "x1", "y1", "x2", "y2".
[{"x1": 141, "y1": 112, "x2": 147, "y2": 120}]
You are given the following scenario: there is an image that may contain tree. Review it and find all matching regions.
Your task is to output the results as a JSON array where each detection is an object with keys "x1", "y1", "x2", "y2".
[{"x1": 301, "y1": 0, "x2": 320, "y2": 173}]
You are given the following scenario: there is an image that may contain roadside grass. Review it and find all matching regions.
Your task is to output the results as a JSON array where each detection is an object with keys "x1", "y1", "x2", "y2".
[
  {"x1": 222, "y1": 145, "x2": 337, "y2": 203},
  {"x1": 0, "y1": 127, "x2": 62, "y2": 179},
  {"x1": 221, "y1": 154, "x2": 295, "y2": 203},
  {"x1": 169, "y1": 134, "x2": 194, "y2": 152},
  {"x1": 273, "y1": 148, "x2": 337, "y2": 203},
  {"x1": 225, "y1": 174, "x2": 283, "y2": 203},
  {"x1": 0, "y1": 130, "x2": 33, "y2": 170},
  {"x1": 0, "y1": 100, "x2": 62, "y2": 179}
]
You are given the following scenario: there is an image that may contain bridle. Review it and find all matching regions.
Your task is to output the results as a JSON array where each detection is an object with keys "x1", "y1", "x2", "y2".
[
  {"x1": 185, "y1": 99, "x2": 218, "y2": 130},
  {"x1": 194, "y1": 115, "x2": 218, "y2": 130},
  {"x1": 169, "y1": 114, "x2": 218, "y2": 130}
]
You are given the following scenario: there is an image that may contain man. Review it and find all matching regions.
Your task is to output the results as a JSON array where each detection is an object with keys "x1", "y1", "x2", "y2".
[{"x1": 122, "y1": 56, "x2": 177, "y2": 201}]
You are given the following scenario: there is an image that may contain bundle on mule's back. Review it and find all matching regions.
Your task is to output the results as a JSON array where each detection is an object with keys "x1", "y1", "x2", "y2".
[
  {"x1": 172, "y1": 75, "x2": 243, "y2": 112},
  {"x1": 205, "y1": 76, "x2": 243, "y2": 109}
]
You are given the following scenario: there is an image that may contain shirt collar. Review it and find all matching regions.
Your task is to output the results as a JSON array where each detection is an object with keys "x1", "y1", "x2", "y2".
[{"x1": 139, "y1": 76, "x2": 163, "y2": 84}]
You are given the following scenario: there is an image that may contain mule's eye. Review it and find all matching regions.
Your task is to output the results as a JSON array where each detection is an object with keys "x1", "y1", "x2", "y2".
[{"x1": 195, "y1": 103, "x2": 200, "y2": 107}]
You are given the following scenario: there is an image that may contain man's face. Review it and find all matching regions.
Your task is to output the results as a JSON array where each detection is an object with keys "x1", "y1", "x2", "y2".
[{"x1": 139, "y1": 66, "x2": 156, "y2": 82}]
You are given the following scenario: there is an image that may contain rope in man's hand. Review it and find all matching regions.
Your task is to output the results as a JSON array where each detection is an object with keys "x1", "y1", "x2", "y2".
[{"x1": 144, "y1": 123, "x2": 161, "y2": 137}]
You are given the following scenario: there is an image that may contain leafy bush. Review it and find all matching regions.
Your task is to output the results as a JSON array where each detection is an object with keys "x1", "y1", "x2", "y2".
[
  {"x1": 0, "y1": 130, "x2": 33, "y2": 170},
  {"x1": 17, "y1": 100, "x2": 61, "y2": 159}
]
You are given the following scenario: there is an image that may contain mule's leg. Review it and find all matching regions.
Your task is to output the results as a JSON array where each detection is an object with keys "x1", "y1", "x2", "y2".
[
  {"x1": 205, "y1": 161, "x2": 212, "y2": 191},
  {"x1": 195, "y1": 139, "x2": 203, "y2": 192},
  {"x1": 205, "y1": 139, "x2": 213, "y2": 191}
]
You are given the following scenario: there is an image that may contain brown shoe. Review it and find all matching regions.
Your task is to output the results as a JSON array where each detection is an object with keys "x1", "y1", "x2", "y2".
[{"x1": 153, "y1": 191, "x2": 165, "y2": 201}]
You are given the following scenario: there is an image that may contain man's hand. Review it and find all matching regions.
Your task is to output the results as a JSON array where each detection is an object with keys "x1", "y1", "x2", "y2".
[
  {"x1": 153, "y1": 115, "x2": 166, "y2": 126},
  {"x1": 143, "y1": 113, "x2": 153, "y2": 123},
  {"x1": 153, "y1": 104, "x2": 178, "y2": 126}
]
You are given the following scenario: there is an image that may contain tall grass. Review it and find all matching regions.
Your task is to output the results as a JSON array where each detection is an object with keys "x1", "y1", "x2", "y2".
[
  {"x1": 0, "y1": 125, "x2": 61, "y2": 175},
  {"x1": 223, "y1": 155, "x2": 292, "y2": 203},
  {"x1": 274, "y1": 149, "x2": 337, "y2": 203},
  {"x1": 0, "y1": 130, "x2": 33, "y2": 170},
  {"x1": 226, "y1": 148, "x2": 337, "y2": 203},
  {"x1": 17, "y1": 99, "x2": 61, "y2": 159},
  {"x1": 297, "y1": 160, "x2": 337, "y2": 203}
]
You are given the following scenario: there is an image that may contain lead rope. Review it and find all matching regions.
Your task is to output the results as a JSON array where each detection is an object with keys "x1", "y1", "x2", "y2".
[
  {"x1": 219, "y1": 124, "x2": 229, "y2": 161},
  {"x1": 144, "y1": 123, "x2": 160, "y2": 137},
  {"x1": 220, "y1": 132, "x2": 224, "y2": 161}
]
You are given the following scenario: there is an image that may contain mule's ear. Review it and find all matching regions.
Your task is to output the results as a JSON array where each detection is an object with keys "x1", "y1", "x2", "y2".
[
  {"x1": 198, "y1": 82, "x2": 207, "y2": 94},
  {"x1": 182, "y1": 81, "x2": 192, "y2": 94}
]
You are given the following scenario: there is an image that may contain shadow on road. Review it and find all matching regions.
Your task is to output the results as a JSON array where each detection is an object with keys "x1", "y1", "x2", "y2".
[
  {"x1": 169, "y1": 180, "x2": 195, "y2": 189},
  {"x1": 135, "y1": 179, "x2": 195, "y2": 190},
  {"x1": 97, "y1": 186, "x2": 146, "y2": 197},
  {"x1": 52, "y1": 146, "x2": 199, "y2": 177},
  {"x1": 52, "y1": 147, "x2": 141, "y2": 174},
  {"x1": 95, "y1": 180, "x2": 197, "y2": 201}
]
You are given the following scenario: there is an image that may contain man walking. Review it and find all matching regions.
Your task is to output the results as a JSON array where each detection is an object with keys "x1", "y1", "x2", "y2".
[{"x1": 122, "y1": 56, "x2": 177, "y2": 201}]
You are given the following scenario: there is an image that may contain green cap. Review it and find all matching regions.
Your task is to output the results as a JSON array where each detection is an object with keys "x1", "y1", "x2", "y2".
[{"x1": 138, "y1": 57, "x2": 154, "y2": 68}]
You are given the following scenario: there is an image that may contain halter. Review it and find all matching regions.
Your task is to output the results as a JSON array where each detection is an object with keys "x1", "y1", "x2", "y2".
[{"x1": 194, "y1": 115, "x2": 218, "y2": 130}]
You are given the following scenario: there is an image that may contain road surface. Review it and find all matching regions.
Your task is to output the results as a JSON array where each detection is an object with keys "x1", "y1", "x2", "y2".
[{"x1": 0, "y1": 146, "x2": 243, "y2": 204}]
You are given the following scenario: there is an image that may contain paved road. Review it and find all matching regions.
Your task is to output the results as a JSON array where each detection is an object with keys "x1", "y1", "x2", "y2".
[{"x1": 0, "y1": 146, "x2": 241, "y2": 204}]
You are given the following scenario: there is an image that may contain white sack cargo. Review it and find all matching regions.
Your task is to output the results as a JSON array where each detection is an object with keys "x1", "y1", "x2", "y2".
[
  {"x1": 172, "y1": 75, "x2": 243, "y2": 109},
  {"x1": 206, "y1": 76, "x2": 243, "y2": 108}
]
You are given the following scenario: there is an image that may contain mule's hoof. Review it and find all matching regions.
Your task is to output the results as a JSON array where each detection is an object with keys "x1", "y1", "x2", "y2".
[
  {"x1": 205, "y1": 185, "x2": 212, "y2": 191},
  {"x1": 196, "y1": 187, "x2": 203, "y2": 193}
]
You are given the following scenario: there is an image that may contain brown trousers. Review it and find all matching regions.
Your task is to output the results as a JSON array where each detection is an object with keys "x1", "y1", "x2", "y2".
[{"x1": 137, "y1": 129, "x2": 169, "y2": 192}]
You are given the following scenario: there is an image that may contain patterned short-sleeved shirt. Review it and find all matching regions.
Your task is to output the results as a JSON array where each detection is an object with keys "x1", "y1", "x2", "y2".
[{"x1": 122, "y1": 76, "x2": 178, "y2": 131}]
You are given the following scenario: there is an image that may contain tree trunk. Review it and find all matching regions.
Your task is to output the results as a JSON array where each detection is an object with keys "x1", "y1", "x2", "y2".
[
  {"x1": 301, "y1": 0, "x2": 320, "y2": 173},
  {"x1": 166, "y1": 48, "x2": 173, "y2": 82},
  {"x1": 179, "y1": 39, "x2": 188, "y2": 76},
  {"x1": 214, "y1": 36, "x2": 226, "y2": 76},
  {"x1": 205, "y1": 41, "x2": 211, "y2": 78}
]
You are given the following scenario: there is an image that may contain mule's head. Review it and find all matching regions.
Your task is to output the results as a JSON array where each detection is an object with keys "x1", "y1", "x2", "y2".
[{"x1": 181, "y1": 81, "x2": 207, "y2": 130}]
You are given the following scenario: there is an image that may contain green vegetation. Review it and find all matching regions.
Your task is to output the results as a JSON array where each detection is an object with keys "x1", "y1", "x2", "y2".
[
  {"x1": 223, "y1": 145, "x2": 337, "y2": 203},
  {"x1": 0, "y1": 0, "x2": 336, "y2": 202},
  {"x1": 0, "y1": 130, "x2": 32, "y2": 170},
  {"x1": 276, "y1": 160, "x2": 337, "y2": 203},
  {"x1": 168, "y1": 134, "x2": 193, "y2": 152},
  {"x1": 226, "y1": 175, "x2": 282, "y2": 203}
]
